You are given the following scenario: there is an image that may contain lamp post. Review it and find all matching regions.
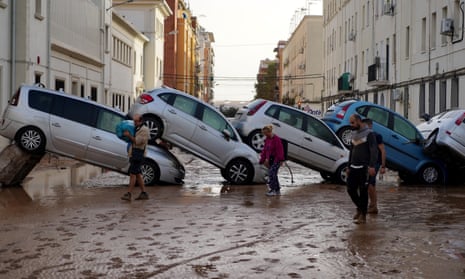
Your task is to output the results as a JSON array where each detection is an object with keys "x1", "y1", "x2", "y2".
[{"x1": 106, "y1": 0, "x2": 134, "y2": 12}]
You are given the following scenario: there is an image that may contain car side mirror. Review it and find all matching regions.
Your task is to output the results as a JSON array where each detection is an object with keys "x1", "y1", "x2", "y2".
[
  {"x1": 222, "y1": 129, "x2": 231, "y2": 141},
  {"x1": 421, "y1": 113, "x2": 431, "y2": 121}
]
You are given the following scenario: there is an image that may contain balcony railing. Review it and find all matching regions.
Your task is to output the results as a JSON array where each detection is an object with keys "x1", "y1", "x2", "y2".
[{"x1": 367, "y1": 64, "x2": 389, "y2": 86}]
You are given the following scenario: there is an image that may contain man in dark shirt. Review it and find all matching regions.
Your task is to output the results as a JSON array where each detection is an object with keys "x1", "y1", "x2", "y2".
[{"x1": 346, "y1": 114, "x2": 378, "y2": 224}]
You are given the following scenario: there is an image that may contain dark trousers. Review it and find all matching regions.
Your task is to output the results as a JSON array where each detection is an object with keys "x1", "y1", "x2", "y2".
[
  {"x1": 347, "y1": 166, "x2": 369, "y2": 214},
  {"x1": 268, "y1": 162, "x2": 281, "y2": 192}
]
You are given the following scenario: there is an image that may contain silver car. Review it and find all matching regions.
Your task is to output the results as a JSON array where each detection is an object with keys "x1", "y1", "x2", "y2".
[
  {"x1": 127, "y1": 87, "x2": 267, "y2": 185},
  {"x1": 232, "y1": 99, "x2": 349, "y2": 183},
  {"x1": 418, "y1": 109, "x2": 465, "y2": 162},
  {"x1": 0, "y1": 85, "x2": 185, "y2": 185}
]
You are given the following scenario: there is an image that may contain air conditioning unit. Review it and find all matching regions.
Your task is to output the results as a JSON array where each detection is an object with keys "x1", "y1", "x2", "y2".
[
  {"x1": 392, "y1": 89, "x2": 403, "y2": 101},
  {"x1": 440, "y1": 18, "x2": 454, "y2": 36},
  {"x1": 348, "y1": 31, "x2": 356, "y2": 41}
]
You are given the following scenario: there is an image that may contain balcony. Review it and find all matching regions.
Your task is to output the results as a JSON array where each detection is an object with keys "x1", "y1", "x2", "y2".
[
  {"x1": 367, "y1": 63, "x2": 389, "y2": 87},
  {"x1": 338, "y1": 72, "x2": 353, "y2": 93}
]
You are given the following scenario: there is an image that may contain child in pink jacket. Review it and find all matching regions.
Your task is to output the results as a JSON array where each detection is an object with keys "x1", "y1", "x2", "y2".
[{"x1": 259, "y1": 125, "x2": 285, "y2": 196}]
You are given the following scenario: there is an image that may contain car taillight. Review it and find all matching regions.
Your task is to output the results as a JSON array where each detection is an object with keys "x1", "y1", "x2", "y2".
[
  {"x1": 139, "y1": 94, "x2": 154, "y2": 104},
  {"x1": 247, "y1": 100, "x2": 267, "y2": 116},
  {"x1": 9, "y1": 89, "x2": 20, "y2": 106},
  {"x1": 455, "y1": 112, "x2": 465, "y2": 125},
  {"x1": 336, "y1": 104, "x2": 351, "y2": 119}
]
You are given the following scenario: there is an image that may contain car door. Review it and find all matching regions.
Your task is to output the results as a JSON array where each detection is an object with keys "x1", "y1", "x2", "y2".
[
  {"x1": 49, "y1": 96, "x2": 96, "y2": 159},
  {"x1": 191, "y1": 105, "x2": 238, "y2": 167},
  {"x1": 301, "y1": 115, "x2": 347, "y2": 171},
  {"x1": 270, "y1": 106, "x2": 305, "y2": 161},
  {"x1": 161, "y1": 93, "x2": 199, "y2": 149},
  {"x1": 85, "y1": 108, "x2": 128, "y2": 170}
]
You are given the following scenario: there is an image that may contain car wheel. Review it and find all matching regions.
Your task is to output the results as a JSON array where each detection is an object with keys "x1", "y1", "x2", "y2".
[
  {"x1": 320, "y1": 171, "x2": 332, "y2": 181},
  {"x1": 16, "y1": 126, "x2": 46, "y2": 154},
  {"x1": 247, "y1": 130, "x2": 265, "y2": 152},
  {"x1": 423, "y1": 130, "x2": 438, "y2": 155},
  {"x1": 418, "y1": 164, "x2": 443, "y2": 185},
  {"x1": 144, "y1": 116, "x2": 164, "y2": 142},
  {"x1": 141, "y1": 160, "x2": 160, "y2": 186},
  {"x1": 333, "y1": 163, "x2": 348, "y2": 184},
  {"x1": 337, "y1": 126, "x2": 353, "y2": 147},
  {"x1": 224, "y1": 159, "x2": 254, "y2": 184}
]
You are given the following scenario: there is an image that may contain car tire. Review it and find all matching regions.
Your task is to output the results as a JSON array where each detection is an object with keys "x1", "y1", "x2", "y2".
[
  {"x1": 224, "y1": 159, "x2": 254, "y2": 184},
  {"x1": 16, "y1": 126, "x2": 46, "y2": 154},
  {"x1": 140, "y1": 160, "x2": 160, "y2": 186},
  {"x1": 337, "y1": 126, "x2": 353, "y2": 147},
  {"x1": 423, "y1": 130, "x2": 438, "y2": 155},
  {"x1": 144, "y1": 116, "x2": 164, "y2": 142},
  {"x1": 333, "y1": 163, "x2": 348, "y2": 184},
  {"x1": 320, "y1": 171, "x2": 332, "y2": 181},
  {"x1": 418, "y1": 164, "x2": 443, "y2": 185},
  {"x1": 247, "y1": 130, "x2": 265, "y2": 152}
]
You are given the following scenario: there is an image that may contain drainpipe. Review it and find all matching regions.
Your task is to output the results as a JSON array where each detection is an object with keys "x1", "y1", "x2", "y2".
[
  {"x1": 10, "y1": 0, "x2": 16, "y2": 96},
  {"x1": 452, "y1": 1, "x2": 465, "y2": 44},
  {"x1": 47, "y1": 0, "x2": 51, "y2": 88}
]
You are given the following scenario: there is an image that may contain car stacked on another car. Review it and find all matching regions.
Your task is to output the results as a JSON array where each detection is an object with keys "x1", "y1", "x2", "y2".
[
  {"x1": 417, "y1": 109, "x2": 465, "y2": 164},
  {"x1": 128, "y1": 86, "x2": 267, "y2": 185},
  {"x1": 232, "y1": 99, "x2": 349, "y2": 183},
  {"x1": 322, "y1": 100, "x2": 447, "y2": 184},
  {"x1": 0, "y1": 84, "x2": 185, "y2": 185}
]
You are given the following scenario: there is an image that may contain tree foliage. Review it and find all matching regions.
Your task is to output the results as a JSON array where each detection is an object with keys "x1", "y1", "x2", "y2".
[{"x1": 254, "y1": 62, "x2": 278, "y2": 101}]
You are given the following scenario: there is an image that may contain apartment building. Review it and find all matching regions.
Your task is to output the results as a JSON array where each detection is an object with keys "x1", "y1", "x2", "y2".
[
  {"x1": 323, "y1": 0, "x2": 465, "y2": 123},
  {"x1": 196, "y1": 25, "x2": 215, "y2": 103},
  {"x1": 283, "y1": 15, "x2": 324, "y2": 113}
]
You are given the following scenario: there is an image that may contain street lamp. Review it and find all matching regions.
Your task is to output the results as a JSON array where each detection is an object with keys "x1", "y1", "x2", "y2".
[{"x1": 106, "y1": 0, "x2": 134, "y2": 12}]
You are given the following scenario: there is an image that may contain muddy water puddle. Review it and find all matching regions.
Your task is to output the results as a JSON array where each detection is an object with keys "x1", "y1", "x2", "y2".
[{"x1": 0, "y1": 155, "x2": 465, "y2": 278}]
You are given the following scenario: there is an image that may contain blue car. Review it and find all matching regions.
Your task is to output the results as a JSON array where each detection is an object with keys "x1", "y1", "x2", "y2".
[{"x1": 322, "y1": 100, "x2": 447, "y2": 184}]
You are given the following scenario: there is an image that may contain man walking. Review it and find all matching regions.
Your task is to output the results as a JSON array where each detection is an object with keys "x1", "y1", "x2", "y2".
[
  {"x1": 362, "y1": 118, "x2": 386, "y2": 214},
  {"x1": 346, "y1": 114, "x2": 378, "y2": 224},
  {"x1": 121, "y1": 114, "x2": 150, "y2": 201}
]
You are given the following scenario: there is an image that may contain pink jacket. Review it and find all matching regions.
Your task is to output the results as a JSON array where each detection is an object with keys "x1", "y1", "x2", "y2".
[{"x1": 259, "y1": 134, "x2": 285, "y2": 164}]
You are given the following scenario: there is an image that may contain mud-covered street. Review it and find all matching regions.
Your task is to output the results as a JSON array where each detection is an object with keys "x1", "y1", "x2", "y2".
[{"x1": 0, "y1": 152, "x2": 465, "y2": 279}]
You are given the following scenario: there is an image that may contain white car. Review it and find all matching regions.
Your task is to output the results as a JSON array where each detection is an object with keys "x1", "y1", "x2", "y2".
[
  {"x1": 0, "y1": 85, "x2": 185, "y2": 185},
  {"x1": 418, "y1": 109, "x2": 465, "y2": 162},
  {"x1": 232, "y1": 99, "x2": 349, "y2": 183},
  {"x1": 127, "y1": 86, "x2": 267, "y2": 185}
]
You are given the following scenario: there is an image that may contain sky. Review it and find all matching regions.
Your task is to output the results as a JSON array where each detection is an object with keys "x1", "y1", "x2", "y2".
[{"x1": 187, "y1": 0, "x2": 323, "y2": 102}]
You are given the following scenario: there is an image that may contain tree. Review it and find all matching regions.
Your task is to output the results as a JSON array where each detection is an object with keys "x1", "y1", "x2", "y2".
[{"x1": 254, "y1": 61, "x2": 278, "y2": 101}]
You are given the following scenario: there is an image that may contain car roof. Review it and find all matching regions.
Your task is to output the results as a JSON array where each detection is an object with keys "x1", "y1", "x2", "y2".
[
  {"x1": 146, "y1": 86, "x2": 220, "y2": 112},
  {"x1": 21, "y1": 84, "x2": 125, "y2": 116}
]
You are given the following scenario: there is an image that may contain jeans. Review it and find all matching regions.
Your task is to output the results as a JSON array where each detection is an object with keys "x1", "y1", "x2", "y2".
[
  {"x1": 347, "y1": 166, "x2": 368, "y2": 214},
  {"x1": 268, "y1": 162, "x2": 281, "y2": 192}
]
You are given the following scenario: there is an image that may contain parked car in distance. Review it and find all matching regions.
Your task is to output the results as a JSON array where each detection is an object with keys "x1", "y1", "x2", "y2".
[
  {"x1": 0, "y1": 85, "x2": 185, "y2": 185},
  {"x1": 417, "y1": 109, "x2": 465, "y2": 163},
  {"x1": 127, "y1": 86, "x2": 267, "y2": 185},
  {"x1": 232, "y1": 99, "x2": 349, "y2": 183},
  {"x1": 322, "y1": 100, "x2": 447, "y2": 184}
]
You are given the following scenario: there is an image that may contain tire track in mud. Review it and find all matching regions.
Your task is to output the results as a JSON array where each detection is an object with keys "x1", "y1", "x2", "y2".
[{"x1": 139, "y1": 223, "x2": 308, "y2": 277}]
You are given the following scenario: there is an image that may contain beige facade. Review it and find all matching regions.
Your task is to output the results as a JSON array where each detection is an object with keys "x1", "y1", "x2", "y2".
[
  {"x1": 197, "y1": 26, "x2": 215, "y2": 103},
  {"x1": 323, "y1": 0, "x2": 465, "y2": 124},
  {"x1": 283, "y1": 15, "x2": 324, "y2": 114}
]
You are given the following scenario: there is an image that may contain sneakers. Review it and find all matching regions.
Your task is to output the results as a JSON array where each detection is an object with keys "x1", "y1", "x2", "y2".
[
  {"x1": 354, "y1": 214, "x2": 366, "y2": 224},
  {"x1": 121, "y1": 192, "x2": 149, "y2": 201},
  {"x1": 121, "y1": 192, "x2": 131, "y2": 201},
  {"x1": 353, "y1": 209, "x2": 361, "y2": 220},
  {"x1": 135, "y1": 192, "x2": 149, "y2": 200},
  {"x1": 266, "y1": 190, "x2": 281, "y2": 196},
  {"x1": 367, "y1": 206, "x2": 379, "y2": 214}
]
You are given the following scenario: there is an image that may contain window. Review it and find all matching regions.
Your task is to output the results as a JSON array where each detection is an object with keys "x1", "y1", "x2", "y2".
[
  {"x1": 105, "y1": 25, "x2": 110, "y2": 53},
  {"x1": 201, "y1": 106, "x2": 236, "y2": 140},
  {"x1": 367, "y1": 1, "x2": 370, "y2": 27},
  {"x1": 97, "y1": 109, "x2": 124, "y2": 133},
  {"x1": 429, "y1": 81, "x2": 436, "y2": 115},
  {"x1": 304, "y1": 116, "x2": 338, "y2": 145},
  {"x1": 403, "y1": 87, "x2": 409, "y2": 118},
  {"x1": 81, "y1": 84, "x2": 85, "y2": 98},
  {"x1": 431, "y1": 12, "x2": 437, "y2": 49},
  {"x1": 392, "y1": 34, "x2": 397, "y2": 63},
  {"x1": 276, "y1": 107, "x2": 304, "y2": 130},
  {"x1": 112, "y1": 36, "x2": 132, "y2": 65},
  {"x1": 265, "y1": 105, "x2": 279, "y2": 118},
  {"x1": 421, "y1": 17, "x2": 427, "y2": 52},
  {"x1": 405, "y1": 26, "x2": 410, "y2": 59},
  {"x1": 35, "y1": 0, "x2": 44, "y2": 20},
  {"x1": 419, "y1": 83, "x2": 426, "y2": 116},
  {"x1": 29, "y1": 90, "x2": 53, "y2": 113},
  {"x1": 52, "y1": 96, "x2": 97, "y2": 127},
  {"x1": 393, "y1": 115, "x2": 417, "y2": 141},
  {"x1": 451, "y1": 77, "x2": 459, "y2": 108},
  {"x1": 172, "y1": 95, "x2": 197, "y2": 116},
  {"x1": 91, "y1": 87, "x2": 97, "y2": 101},
  {"x1": 159, "y1": 93, "x2": 174, "y2": 104},
  {"x1": 366, "y1": 106, "x2": 389, "y2": 127},
  {"x1": 55, "y1": 79, "x2": 65, "y2": 91},
  {"x1": 34, "y1": 73, "x2": 42, "y2": 84},
  {"x1": 442, "y1": 6, "x2": 448, "y2": 45},
  {"x1": 440, "y1": 80, "x2": 447, "y2": 112}
]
